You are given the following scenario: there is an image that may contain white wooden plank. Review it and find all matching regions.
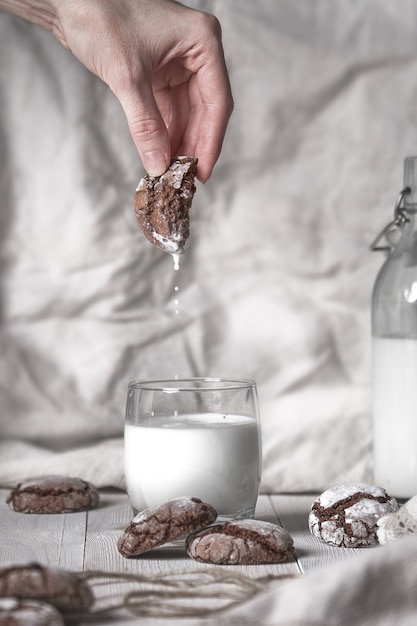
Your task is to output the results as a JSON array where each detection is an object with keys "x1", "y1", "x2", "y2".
[
  {"x1": 270, "y1": 494, "x2": 364, "y2": 573},
  {"x1": 56, "y1": 511, "x2": 88, "y2": 571}
]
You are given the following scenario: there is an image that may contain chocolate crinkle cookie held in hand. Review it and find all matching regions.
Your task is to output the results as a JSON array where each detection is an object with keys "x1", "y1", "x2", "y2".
[
  {"x1": 134, "y1": 156, "x2": 198, "y2": 254},
  {"x1": 308, "y1": 482, "x2": 399, "y2": 547}
]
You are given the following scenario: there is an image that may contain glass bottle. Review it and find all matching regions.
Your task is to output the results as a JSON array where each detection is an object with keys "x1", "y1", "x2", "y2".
[{"x1": 372, "y1": 156, "x2": 417, "y2": 498}]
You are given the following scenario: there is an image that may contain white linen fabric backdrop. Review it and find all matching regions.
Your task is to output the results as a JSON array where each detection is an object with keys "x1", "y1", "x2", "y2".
[
  {"x1": 1, "y1": 0, "x2": 416, "y2": 490},
  {"x1": 3, "y1": 2, "x2": 417, "y2": 624},
  {"x1": 2, "y1": 0, "x2": 417, "y2": 489}
]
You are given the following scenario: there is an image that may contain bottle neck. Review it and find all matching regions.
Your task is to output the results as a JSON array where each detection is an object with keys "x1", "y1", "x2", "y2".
[{"x1": 401, "y1": 155, "x2": 417, "y2": 243}]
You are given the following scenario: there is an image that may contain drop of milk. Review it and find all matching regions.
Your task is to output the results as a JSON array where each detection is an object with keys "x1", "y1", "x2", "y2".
[
  {"x1": 171, "y1": 257, "x2": 181, "y2": 378},
  {"x1": 173, "y1": 270, "x2": 180, "y2": 315},
  {"x1": 172, "y1": 253, "x2": 180, "y2": 271}
]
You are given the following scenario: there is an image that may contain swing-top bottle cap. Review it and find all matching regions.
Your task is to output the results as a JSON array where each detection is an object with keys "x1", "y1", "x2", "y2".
[{"x1": 403, "y1": 156, "x2": 417, "y2": 208}]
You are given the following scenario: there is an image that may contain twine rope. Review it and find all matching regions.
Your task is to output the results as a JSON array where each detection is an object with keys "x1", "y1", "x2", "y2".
[{"x1": 75, "y1": 568, "x2": 298, "y2": 620}]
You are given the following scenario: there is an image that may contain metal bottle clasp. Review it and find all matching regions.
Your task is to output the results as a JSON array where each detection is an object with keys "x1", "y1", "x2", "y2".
[{"x1": 370, "y1": 187, "x2": 411, "y2": 252}]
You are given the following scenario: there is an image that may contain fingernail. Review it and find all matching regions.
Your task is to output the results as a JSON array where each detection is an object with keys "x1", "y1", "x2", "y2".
[{"x1": 142, "y1": 150, "x2": 168, "y2": 177}]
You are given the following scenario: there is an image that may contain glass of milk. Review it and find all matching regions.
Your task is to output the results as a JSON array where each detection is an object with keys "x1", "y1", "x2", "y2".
[{"x1": 124, "y1": 378, "x2": 262, "y2": 519}]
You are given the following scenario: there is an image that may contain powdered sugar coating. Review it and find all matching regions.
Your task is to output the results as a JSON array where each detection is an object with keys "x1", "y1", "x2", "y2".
[
  {"x1": 134, "y1": 156, "x2": 197, "y2": 254},
  {"x1": 186, "y1": 518, "x2": 293, "y2": 565},
  {"x1": 316, "y1": 483, "x2": 388, "y2": 508},
  {"x1": 118, "y1": 497, "x2": 217, "y2": 557},
  {"x1": 309, "y1": 483, "x2": 399, "y2": 547},
  {"x1": 377, "y1": 494, "x2": 417, "y2": 544},
  {"x1": 132, "y1": 496, "x2": 206, "y2": 524},
  {"x1": 223, "y1": 518, "x2": 290, "y2": 540},
  {"x1": 7, "y1": 475, "x2": 99, "y2": 514}
]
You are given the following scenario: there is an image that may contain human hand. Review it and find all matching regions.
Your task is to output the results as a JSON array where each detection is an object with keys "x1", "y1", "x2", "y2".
[{"x1": 48, "y1": 0, "x2": 233, "y2": 182}]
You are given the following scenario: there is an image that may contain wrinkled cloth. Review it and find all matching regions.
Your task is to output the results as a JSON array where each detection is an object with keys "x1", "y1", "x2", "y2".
[
  {"x1": 1, "y1": 0, "x2": 417, "y2": 491},
  {"x1": 223, "y1": 535, "x2": 417, "y2": 626}
]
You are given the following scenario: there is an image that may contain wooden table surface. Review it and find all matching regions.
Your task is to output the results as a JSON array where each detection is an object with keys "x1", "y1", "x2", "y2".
[{"x1": 0, "y1": 489, "x2": 361, "y2": 625}]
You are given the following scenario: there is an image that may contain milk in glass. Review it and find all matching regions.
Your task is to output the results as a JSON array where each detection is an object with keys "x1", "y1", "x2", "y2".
[{"x1": 124, "y1": 412, "x2": 261, "y2": 517}]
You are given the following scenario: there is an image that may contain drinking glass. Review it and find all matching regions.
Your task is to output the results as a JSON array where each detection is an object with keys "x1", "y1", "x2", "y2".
[{"x1": 124, "y1": 378, "x2": 262, "y2": 520}]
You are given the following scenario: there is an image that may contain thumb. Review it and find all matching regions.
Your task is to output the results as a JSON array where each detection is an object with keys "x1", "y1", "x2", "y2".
[{"x1": 119, "y1": 85, "x2": 170, "y2": 177}]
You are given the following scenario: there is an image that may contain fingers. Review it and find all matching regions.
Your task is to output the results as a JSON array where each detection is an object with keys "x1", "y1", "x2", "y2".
[
  {"x1": 107, "y1": 7, "x2": 233, "y2": 181},
  {"x1": 121, "y1": 67, "x2": 232, "y2": 183},
  {"x1": 154, "y1": 81, "x2": 191, "y2": 158},
  {"x1": 118, "y1": 80, "x2": 171, "y2": 177},
  {"x1": 177, "y1": 23, "x2": 234, "y2": 182},
  {"x1": 179, "y1": 72, "x2": 233, "y2": 183},
  {"x1": 178, "y1": 78, "x2": 233, "y2": 183}
]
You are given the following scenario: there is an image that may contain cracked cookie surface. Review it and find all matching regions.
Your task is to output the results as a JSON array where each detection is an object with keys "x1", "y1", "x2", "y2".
[
  {"x1": 308, "y1": 482, "x2": 399, "y2": 547},
  {"x1": 135, "y1": 156, "x2": 197, "y2": 254},
  {"x1": 185, "y1": 519, "x2": 294, "y2": 565},
  {"x1": 117, "y1": 496, "x2": 217, "y2": 557},
  {"x1": 0, "y1": 563, "x2": 93, "y2": 612},
  {"x1": 7, "y1": 475, "x2": 99, "y2": 514}
]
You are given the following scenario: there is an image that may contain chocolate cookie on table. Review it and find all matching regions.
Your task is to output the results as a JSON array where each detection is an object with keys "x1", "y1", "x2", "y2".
[
  {"x1": 0, "y1": 563, "x2": 93, "y2": 613},
  {"x1": 7, "y1": 475, "x2": 99, "y2": 514},
  {"x1": 135, "y1": 156, "x2": 198, "y2": 254},
  {"x1": 186, "y1": 519, "x2": 294, "y2": 565},
  {"x1": 117, "y1": 497, "x2": 217, "y2": 557},
  {"x1": 0, "y1": 597, "x2": 64, "y2": 626},
  {"x1": 308, "y1": 482, "x2": 399, "y2": 547}
]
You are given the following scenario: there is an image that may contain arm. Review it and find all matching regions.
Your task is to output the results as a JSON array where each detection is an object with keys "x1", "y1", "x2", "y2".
[{"x1": 0, "y1": 0, "x2": 233, "y2": 181}]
